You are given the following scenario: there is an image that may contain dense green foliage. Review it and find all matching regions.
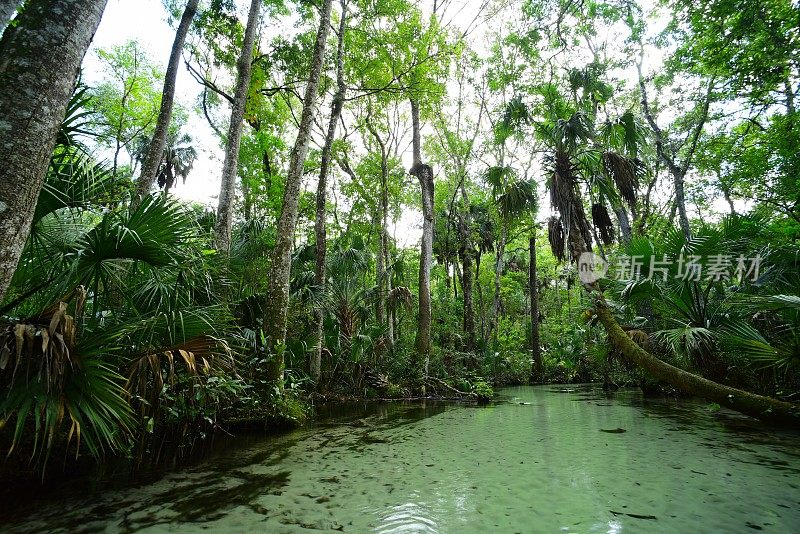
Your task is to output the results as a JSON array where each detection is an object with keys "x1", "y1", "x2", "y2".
[{"x1": 1, "y1": 0, "x2": 798, "y2": 471}]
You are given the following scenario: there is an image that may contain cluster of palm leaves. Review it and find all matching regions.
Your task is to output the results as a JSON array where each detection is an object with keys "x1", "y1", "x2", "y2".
[
  {"x1": 0, "y1": 87, "x2": 237, "y2": 468},
  {"x1": 286, "y1": 238, "x2": 413, "y2": 390},
  {"x1": 608, "y1": 216, "x2": 800, "y2": 388},
  {"x1": 133, "y1": 132, "x2": 198, "y2": 193},
  {"x1": 529, "y1": 69, "x2": 648, "y2": 264}
]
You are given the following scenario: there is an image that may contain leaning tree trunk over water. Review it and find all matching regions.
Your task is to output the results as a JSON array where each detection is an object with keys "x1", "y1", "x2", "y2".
[
  {"x1": 0, "y1": 0, "x2": 108, "y2": 304},
  {"x1": 566, "y1": 206, "x2": 800, "y2": 423},
  {"x1": 410, "y1": 98, "x2": 434, "y2": 382},
  {"x1": 264, "y1": 0, "x2": 334, "y2": 386},
  {"x1": 529, "y1": 234, "x2": 543, "y2": 382},
  {"x1": 555, "y1": 148, "x2": 799, "y2": 423},
  {"x1": 214, "y1": 0, "x2": 260, "y2": 253},
  {"x1": 134, "y1": 0, "x2": 199, "y2": 206},
  {"x1": 593, "y1": 302, "x2": 799, "y2": 424},
  {"x1": 311, "y1": 0, "x2": 347, "y2": 385}
]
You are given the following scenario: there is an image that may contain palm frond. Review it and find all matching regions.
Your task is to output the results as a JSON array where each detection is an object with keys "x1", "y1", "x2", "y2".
[
  {"x1": 388, "y1": 286, "x2": 413, "y2": 311},
  {"x1": 602, "y1": 151, "x2": 638, "y2": 208},
  {"x1": 34, "y1": 147, "x2": 118, "y2": 225},
  {"x1": 548, "y1": 216, "x2": 566, "y2": 262},
  {"x1": 57, "y1": 84, "x2": 95, "y2": 147},
  {"x1": 0, "y1": 293, "x2": 133, "y2": 466},
  {"x1": 591, "y1": 203, "x2": 615, "y2": 245},
  {"x1": 497, "y1": 179, "x2": 537, "y2": 220}
]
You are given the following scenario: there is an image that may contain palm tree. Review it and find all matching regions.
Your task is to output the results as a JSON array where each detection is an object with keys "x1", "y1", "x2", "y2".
[
  {"x1": 536, "y1": 98, "x2": 799, "y2": 422},
  {"x1": 599, "y1": 110, "x2": 649, "y2": 243},
  {"x1": 536, "y1": 111, "x2": 597, "y2": 264},
  {"x1": 134, "y1": 132, "x2": 197, "y2": 195},
  {"x1": 311, "y1": 0, "x2": 349, "y2": 385},
  {"x1": 2, "y1": 185, "x2": 234, "y2": 467},
  {"x1": 484, "y1": 165, "x2": 537, "y2": 337}
]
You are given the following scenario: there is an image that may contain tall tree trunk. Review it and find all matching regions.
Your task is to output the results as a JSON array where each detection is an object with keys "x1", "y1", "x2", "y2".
[
  {"x1": 719, "y1": 176, "x2": 737, "y2": 216},
  {"x1": 133, "y1": 0, "x2": 199, "y2": 206},
  {"x1": 375, "y1": 203, "x2": 386, "y2": 339},
  {"x1": 614, "y1": 204, "x2": 632, "y2": 245},
  {"x1": 457, "y1": 216, "x2": 476, "y2": 352},
  {"x1": 456, "y1": 181, "x2": 476, "y2": 353},
  {"x1": 379, "y1": 169, "x2": 393, "y2": 352},
  {"x1": 476, "y1": 251, "x2": 486, "y2": 345},
  {"x1": 672, "y1": 169, "x2": 691, "y2": 239},
  {"x1": 214, "y1": 0, "x2": 260, "y2": 253},
  {"x1": 0, "y1": 0, "x2": 108, "y2": 304},
  {"x1": 264, "y1": 0, "x2": 334, "y2": 386},
  {"x1": 365, "y1": 109, "x2": 392, "y2": 357},
  {"x1": 492, "y1": 222, "x2": 507, "y2": 333},
  {"x1": 0, "y1": 0, "x2": 22, "y2": 34},
  {"x1": 529, "y1": 234, "x2": 543, "y2": 382},
  {"x1": 409, "y1": 98, "x2": 433, "y2": 381},
  {"x1": 453, "y1": 259, "x2": 459, "y2": 299},
  {"x1": 310, "y1": 0, "x2": 347, "y2": 386},
  {"x1": 383, "y1": 179, "x2": 394, "y2": 350}
]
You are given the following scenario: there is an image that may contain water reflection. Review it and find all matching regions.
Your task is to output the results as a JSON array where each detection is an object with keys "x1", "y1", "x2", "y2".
[{"x1": 2, "y1": 385, "x2": 799, "y2": 533}]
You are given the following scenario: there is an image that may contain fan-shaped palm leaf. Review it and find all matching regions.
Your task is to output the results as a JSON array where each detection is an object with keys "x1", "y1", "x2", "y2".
[{"x1": 497, "y1": 179, "x2": 537, "y2": 220}]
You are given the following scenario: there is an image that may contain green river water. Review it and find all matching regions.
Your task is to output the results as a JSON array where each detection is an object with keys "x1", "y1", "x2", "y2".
[{"x1": 2, "y1": 385, "x2": 799, "y2": 533}]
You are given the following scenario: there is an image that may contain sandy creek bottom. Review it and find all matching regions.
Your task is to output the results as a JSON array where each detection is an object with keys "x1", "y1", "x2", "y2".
[{"x1": 3, "y1": 384, "x2": 799, "y2": 533}]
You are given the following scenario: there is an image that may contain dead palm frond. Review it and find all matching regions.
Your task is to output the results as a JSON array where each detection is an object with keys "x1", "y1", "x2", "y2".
[
  {"x1": 603, "y1": 151, "x2": 638, "y2": 208},
  {"x1": 591, "y1": 203, "x2": 615, "y2": 245},
  {"x1": 388, "y1": 286, "x2": 413, "y2": 312},
  {"x1": 0, "y1": 288, "x2": 133, "y2": 466},
  {"x1": 125, "y1": 334, "x2": 234, "y2": 420},
  {"x1": 548, "y1": 216, "x2": 566, "y2": 262}
]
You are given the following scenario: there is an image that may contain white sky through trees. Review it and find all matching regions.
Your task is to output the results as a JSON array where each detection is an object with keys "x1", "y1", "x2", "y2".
[{"x1": 82, "y1": 0, "x2": 739, "y2": 248}]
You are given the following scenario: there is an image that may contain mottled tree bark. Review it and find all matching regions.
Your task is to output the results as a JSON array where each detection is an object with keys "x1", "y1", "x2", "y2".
[
  {"x1": 529, "y1": 234, "x2": 543, "y2": 382},
  {"x1": 457, "y1": 215, "x2": 476, "y2": 352},
  {"x1": 311, "y1": 0, "x2": 347, "y2": 385},
  {"x1": 214, "y1": 0, "x2": 260, "y2": 253},
  {"x1": 613, "y1": 204, "x2": 632, "y2": 245},
  {"x1": 0, "y1": 0, "x2": 108, "y2": 304},
  {"x1": 365, "y1": 112, "x2": 393, "y2": 358},
  {"x1": 134, "y1": 0, "x2": 198, "y2": 206},
  {"x1": 264, "y1": 0, "x2": 334, "y2": 386},
  {"x1": 410, "y1": 98, "x2": 433, "y2": 381},
  {"x1": 0, "y1": 0, "x2": 22, "y2": 34}
]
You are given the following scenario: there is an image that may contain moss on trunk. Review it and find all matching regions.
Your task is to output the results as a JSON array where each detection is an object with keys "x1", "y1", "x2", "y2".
[{"x1": 593, "y1": 298, "x2": 800, "y2": 425}]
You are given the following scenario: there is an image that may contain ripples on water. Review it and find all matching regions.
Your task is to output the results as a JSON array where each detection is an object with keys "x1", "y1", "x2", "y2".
[{"x1": 2, "y1": 385, "x2": 799, "y2": 533}]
